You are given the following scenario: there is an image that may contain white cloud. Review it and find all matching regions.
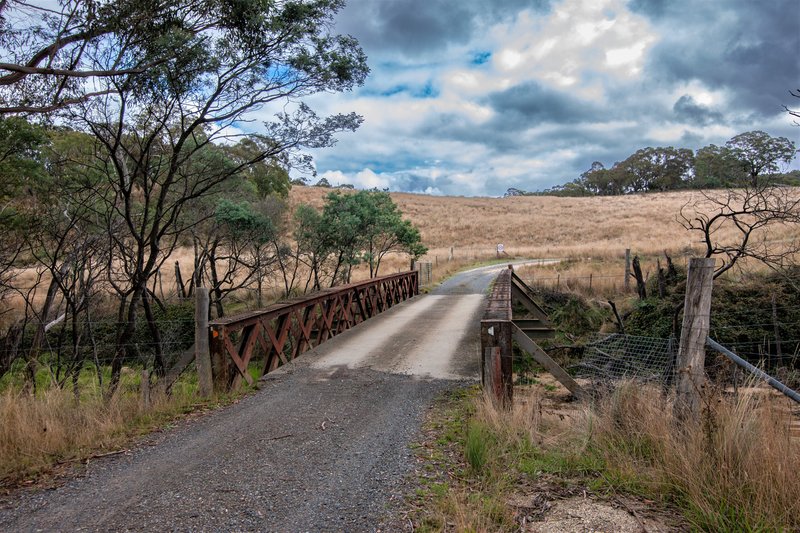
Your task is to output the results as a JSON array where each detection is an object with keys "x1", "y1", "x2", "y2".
[{"x1": 255, "y1": 0, "x2": 798, "y2": 197}]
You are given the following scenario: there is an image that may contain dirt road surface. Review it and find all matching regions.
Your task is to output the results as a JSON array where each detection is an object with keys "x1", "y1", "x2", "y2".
[{"x1": 0, "y1": 263, "x2": 521, "y2": 532}]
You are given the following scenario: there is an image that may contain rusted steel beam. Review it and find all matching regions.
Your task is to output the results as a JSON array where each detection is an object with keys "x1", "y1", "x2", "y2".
[
  {"x1": 210, "y1": 271, "x2": 416, "y2": 328},
  {"x1": 208, "y1": 270, "x2": 420, "y2": 391}
]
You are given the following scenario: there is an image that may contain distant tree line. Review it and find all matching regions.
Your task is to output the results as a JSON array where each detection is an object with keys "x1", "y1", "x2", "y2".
[{"x1": 506, "y1": 131, "x2": 798, "y2": 197}]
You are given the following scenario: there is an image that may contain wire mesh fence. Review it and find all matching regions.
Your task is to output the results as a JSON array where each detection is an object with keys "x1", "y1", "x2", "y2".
[{"x1": 576, "y1": 333, "x2": 677, "y2": 386}]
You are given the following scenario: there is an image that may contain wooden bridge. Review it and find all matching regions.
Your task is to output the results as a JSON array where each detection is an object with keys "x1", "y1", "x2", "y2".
[
  {"x1": 199, "y1": 264, "x2": 583, "y2": 404},
  {"x1": 480, "y1": 266, "x2": 585, "y2": 403}
]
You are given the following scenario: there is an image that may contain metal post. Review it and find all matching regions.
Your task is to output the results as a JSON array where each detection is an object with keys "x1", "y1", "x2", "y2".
[{"x1": 624, "y1": 249, "x2": 631, "y2": 292}]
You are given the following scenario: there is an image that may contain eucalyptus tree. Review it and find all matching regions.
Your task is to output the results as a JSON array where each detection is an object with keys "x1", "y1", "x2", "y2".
[
  {"x1": 17, "y1": 0, "x2": 370, "y2": 393},
  {"x1": 0, "y1": 116, "x2": 46, "y2": 299},
  {"x1": 725, "y1": 131, "x2": 796, "y2": 187}
]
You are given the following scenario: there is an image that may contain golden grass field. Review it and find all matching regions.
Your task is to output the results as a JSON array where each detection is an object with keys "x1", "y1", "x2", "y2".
[
  {"x1": 292, "y1": 185, "x2": 799, "y2": 296},
  {"x1": 4, "y1": 185, "x2": 795, "y2": 321}
]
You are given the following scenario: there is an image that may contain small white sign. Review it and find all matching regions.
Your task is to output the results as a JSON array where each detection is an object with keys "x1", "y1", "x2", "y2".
[{"x1": 496, "y1": 243, "x2": 504, "y2": 253}]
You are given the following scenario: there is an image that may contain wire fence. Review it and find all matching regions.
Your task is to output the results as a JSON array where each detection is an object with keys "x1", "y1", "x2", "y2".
[
  {"x1": 576, "y1": 333, "x2": 677, "y2": 386},
  {"x1": 0, "y1": 317, "x2": 197, "y2": 377},
  {"x1": 573, "y1": 331, "x2": 800, "y2": 406}
]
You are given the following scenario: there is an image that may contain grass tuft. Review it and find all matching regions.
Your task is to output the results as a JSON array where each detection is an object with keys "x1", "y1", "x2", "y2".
[{"x1": 584, "y1": 381, "x2": 800, "y2": 531}]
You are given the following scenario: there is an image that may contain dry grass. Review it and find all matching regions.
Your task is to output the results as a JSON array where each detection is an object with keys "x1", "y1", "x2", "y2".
[
  {"x1": 6, "y1": 185, "x2": 795, "y2": 322},
  {"x1": 0, "y1": 374, "x2": 203, "y2": 486},
  {"x1": 474, "y1": 390, "x2": 543, "y2": 450},
  {"x1": 414, "y1": 379, "x2": 799, "y2": 531},
  {"x1": 291, "y1": 185, "x2": 800, "y2": 300},
  {"x1": 291, "y1": 186, "x2": 800, "y2": 262},
  {"x1": 584, "y1": 382, "x2": 800, "y2": 531}
]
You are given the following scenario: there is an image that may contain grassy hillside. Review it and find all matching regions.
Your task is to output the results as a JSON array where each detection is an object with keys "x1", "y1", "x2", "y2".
[
  {"x1": 292, "y1": 185, "x2": 798, "y2": 297},
  {"x1": 292, "y1": 185, "x2": 793, "y2": 262}
]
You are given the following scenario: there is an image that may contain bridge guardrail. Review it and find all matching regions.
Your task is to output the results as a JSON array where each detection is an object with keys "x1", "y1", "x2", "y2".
[
  {"x1": 209, "y1": 271, "x2": 419, "y2": 390},
  {"x1": 480, "y1": 266, "x2": 514, "y2": 404},
  {"x1": 481, "y1": 265, "x2": 585, "y2": 405}
]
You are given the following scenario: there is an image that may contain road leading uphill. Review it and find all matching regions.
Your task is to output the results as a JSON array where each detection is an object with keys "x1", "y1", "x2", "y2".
[{"x1": 0, "y1": 263, "x2": 521, "y2": 532}]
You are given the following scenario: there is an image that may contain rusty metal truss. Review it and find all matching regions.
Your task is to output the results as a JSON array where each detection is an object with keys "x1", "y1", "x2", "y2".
[{"x1": 209, "y1": 271, "x2": 419, "y2": 389}]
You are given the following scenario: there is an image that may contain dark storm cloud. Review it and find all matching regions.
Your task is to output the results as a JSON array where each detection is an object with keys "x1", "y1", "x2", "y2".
[
  {"x1": 672, "y1": 95, "x2": 724, "y2": 126},
  {"x1": 636, "y1": 0, "x2": 800, "y2": 118},
  {"x1": 414, "y1": 112, "x2": 524, "y2": 153},
  {"x1": 486, "y1": 81, "x2": 600, "y2": 127},
  {"x1": 336, "y1": 0, "x2": 550, "y2": 57}
]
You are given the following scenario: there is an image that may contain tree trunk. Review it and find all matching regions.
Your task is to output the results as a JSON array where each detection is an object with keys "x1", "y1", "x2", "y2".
[
  {"x1": 142, "y1": 290, "x2": 166, "y2": 376},
  {"x1": 208, "y1": 246, "x2": 225, "y2": 318}
]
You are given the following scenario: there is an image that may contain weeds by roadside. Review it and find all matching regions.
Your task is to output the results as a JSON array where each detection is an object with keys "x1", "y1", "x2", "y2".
[
  {"x1": 585, "y1": 381, "x2": 800, "y2": 531},
  {"x1": 0, "y1": 369, "x2": 254, "y2": 489},
  {"x1": 408, "y1": 378, "x2": 798, "y2": 532}
]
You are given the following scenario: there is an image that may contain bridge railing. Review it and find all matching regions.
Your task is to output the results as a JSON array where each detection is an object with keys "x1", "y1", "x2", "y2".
[
  {"x1": 209, "y1": 270, "x2": 419, "y2": 390},
  {"x1": 480, "y1": 266, "x2": 514, "y2": 404},
  {"x1": 480, "y1": 265, "x2": 585, "y2": 405}
]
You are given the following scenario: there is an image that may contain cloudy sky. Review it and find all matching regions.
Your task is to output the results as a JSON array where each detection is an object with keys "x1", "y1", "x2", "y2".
[{"x1": 297, "y1": 0, "x2": 799, "y2": 197}]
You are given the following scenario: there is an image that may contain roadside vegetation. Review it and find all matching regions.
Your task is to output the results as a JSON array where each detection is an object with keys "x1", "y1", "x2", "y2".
[{"x1": 409, "y1": 381, "x2": 798, "y2": 532}]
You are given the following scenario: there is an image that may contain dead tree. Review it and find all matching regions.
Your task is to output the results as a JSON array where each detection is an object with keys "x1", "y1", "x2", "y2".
[
  {"x1": 631, "y1": 255, "x2": 647, "y2": 299},
  {"x1": 679, "y1": 184, "x2": 800, "y2": 279}
]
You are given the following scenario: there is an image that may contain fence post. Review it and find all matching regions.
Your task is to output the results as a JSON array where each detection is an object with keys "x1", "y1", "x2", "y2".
[
  {"x1": 140, "y1": 370, "x2": 150, "y2": 409},
  {"x1": 195, "y1": 287, "x2": 213, "y2": 397},
  {"x1": 624, "y1": 249, "x2": 631, "y2": 292},
  {"x1": 675, "y1": 257, "x2": 715, "y2": 420},
  {"x1": 174, "y1": 261, "x2": 186, "y2": 300}
]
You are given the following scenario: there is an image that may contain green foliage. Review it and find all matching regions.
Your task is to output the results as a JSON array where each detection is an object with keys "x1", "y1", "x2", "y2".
[
  {"x1": 692, "y1": 144, "x2": 745, "y2": 188},
  {"x1": 465, "y1": 421, "x2": 493, "y2": 472},
  {"x1": 214, "y1": 199, "x2": 276, "y2": 244},
  {"x1": 294, "y1": 190, "x2": 427, "y2": 287},
  {"x1": 0, "y1": 116, "x2": 47, "y2": 206},
  {"x1": 1, "y1": 0, "x2": 369, "y2": 113},
  {"x1": 726, "y1": 130, "x2": 797, "y2": 186},
  {"x1": 623, "y1": 266, "x2": 800, "y2": 371},
  {"x1": 222, "y1": 138, "x2": 291, "y2": 199},
  {"x1": 616, "y1": 146, "x2": 695, "y2": 193},
  {"x1": 549, "y1": 295, "x2": 609, "y2": 337}
]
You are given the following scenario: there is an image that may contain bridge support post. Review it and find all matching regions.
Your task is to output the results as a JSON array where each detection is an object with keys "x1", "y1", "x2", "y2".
[{"x1": 481, "y1": 320, "x2": 513, "y2": 406}]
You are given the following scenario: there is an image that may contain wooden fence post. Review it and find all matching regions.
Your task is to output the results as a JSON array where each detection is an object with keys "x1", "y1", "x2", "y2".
[
  {"x1": 480, "y1": 322, "x2": 513, "y2": 405},
  {"x1": 624, "y1": 249, "x2": 631, "y2": 292},
  {"x1": 174, "y1": 261, "x2": 186, "y2": 300},
  {"x1": 140, "y1": 370, "x2": 150, "y2": 409},
  {"x1": 675, "y1": 257, "x2": 715, "y2": 420},
  {"x1": 195, "y1": 287, "x2": 213, "y2": 397}
]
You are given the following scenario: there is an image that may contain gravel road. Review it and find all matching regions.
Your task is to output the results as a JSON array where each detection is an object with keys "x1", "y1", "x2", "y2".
[{"x1": 0, "y1": 263, "x2": 524, "y2": 532}]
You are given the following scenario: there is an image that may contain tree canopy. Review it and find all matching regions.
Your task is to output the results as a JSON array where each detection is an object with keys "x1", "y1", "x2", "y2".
[{"x1": 512, "y1": 130, "x2": 797, "y2": 198}]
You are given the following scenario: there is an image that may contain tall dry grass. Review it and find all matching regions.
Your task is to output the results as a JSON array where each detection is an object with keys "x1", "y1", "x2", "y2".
[
  {"x1": 0, "y1": 388, "x2": 135, "y2": 483},
  {"x1": 291, "y1": 186, "x2": 800, "y2": 263},
  {"x1": 583, "y1": 382, "x2": 800, "y2": 531},
  {"x1": 0, "y1": 379, "x2": 201, "y2": 485}
]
